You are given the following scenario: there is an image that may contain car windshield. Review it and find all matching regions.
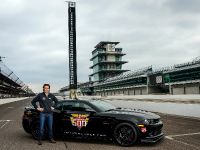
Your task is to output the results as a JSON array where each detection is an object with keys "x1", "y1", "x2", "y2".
[{"x1": 89, "y1": 100, "x2": 116, "y2": 112}]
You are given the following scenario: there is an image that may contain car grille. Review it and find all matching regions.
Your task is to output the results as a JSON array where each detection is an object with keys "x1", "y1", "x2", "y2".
[
  {"x1": 148, "y1": 129, "x2": 162, "y2": 136},
  {"x1": 148, "y1": 119, "x2": 160, "y2": 124}
]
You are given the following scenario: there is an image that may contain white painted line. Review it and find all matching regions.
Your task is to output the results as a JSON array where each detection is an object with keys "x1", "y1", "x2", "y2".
[
  {"x1": 166, "y1": 137, "x2": 200, "y2": 150},
  {"x1": 166, "y1": 132, "x2": 200, "y2": 138},
  {"x1": 0, "y1": 120, "x2": 12, "y2": 129},
  {"x1": 0, "y1": 120, "x2": 12, "y2": 122},
  {"x1": 1, "y1": 121, "x2": 9, "y2": 129},
  {"x1": 165, "y1": 136, "x2": 174, "y2": 140},
  {"x1": 7, "y1": 107, "x2": 14, "y2": 109}
]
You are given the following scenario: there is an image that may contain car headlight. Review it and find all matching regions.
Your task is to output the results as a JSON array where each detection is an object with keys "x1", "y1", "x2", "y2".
[{"x1": 144, "y1": 119, "x2": 150, "y2": 125}]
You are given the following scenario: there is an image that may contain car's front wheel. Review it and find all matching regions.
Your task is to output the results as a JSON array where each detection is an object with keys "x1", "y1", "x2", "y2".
[{"x1": 113, "y1": 122, "x2": 138, "y2": 146}]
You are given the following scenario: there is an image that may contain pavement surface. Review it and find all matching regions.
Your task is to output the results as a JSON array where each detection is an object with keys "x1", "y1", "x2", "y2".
[
  {"x1": 78, "y1": 95, "x2": 200, "y2": 104},
  {"x1": 0, "y1": 98, "x2": 199, "y2": 150},
  {"x1": 0, "y1": 97, "x2": 28, "y2": 105}
]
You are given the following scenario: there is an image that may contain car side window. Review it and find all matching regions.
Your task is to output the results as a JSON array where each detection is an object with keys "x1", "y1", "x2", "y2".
[
  {"x1": 54, "y1": 103, "x2": 63, "y2": 110},
  {"x1": 79, "y1": 102, "x2": 95, "y2": 111},
  {"x1": 62, "y1": 101, "x2": 78, "y2": 111},
  {"x1": 62, "y1": 101, "x2": 95, "y2": 112},
  {"x1": 75, "y1": 102, "x2": 96, "y2": 112}
]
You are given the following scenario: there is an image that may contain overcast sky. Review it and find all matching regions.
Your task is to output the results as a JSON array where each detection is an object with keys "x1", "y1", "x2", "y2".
[{"x1": 1, "y1": 0, "x2": 200, "y2": 93}]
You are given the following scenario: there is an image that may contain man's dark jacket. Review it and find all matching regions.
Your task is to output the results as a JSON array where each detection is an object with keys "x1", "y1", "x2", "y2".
[{"x1": 31, "y1": 92, "x2": 58, "y2": 113}]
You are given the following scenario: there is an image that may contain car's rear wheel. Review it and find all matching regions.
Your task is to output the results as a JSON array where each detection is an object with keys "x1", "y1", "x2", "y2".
[
  {"x1": 22, "y1": 119, "x2": 31, "y2": 134},
  {"x1": 31, "y1": 122, "x2": 40, "y2": 140},
  {"x1": 31, "y1": 122, "x2": 47, "y2": 140},
  {"x1": 113, "y1": 122, "x2": 138, "y2": 146}
]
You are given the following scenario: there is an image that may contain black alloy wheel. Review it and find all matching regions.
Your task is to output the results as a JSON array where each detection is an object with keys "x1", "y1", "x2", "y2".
[{"x1": 113, "y1": 123, "x2": 138, "y2": 146}]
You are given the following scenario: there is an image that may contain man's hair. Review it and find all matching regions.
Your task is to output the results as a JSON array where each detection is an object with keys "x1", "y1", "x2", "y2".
[{"x1": 43, "y1": 84, "x2": 50, "y2": 89}]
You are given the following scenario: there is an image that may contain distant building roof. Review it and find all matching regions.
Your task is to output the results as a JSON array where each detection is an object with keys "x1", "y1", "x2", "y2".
[{"x1": 94, "y1": 41, "x2": 119, "y2": 48}]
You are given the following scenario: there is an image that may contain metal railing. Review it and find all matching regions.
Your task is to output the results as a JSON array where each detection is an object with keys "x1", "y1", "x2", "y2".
[{"x1": 0, "y1": 61, "x2": 24, "y2": 87}]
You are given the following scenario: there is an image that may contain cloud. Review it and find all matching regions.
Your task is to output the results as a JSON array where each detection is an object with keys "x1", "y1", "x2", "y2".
[
  {"x1": 164, "y1": 0, "x2": 200, "y2": 14},
  {"x1": 0, "y1": 0, "x2": 200, "y2": 92}
]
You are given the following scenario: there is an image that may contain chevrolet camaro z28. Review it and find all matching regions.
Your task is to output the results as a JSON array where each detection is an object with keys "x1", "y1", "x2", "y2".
[{"x1": 22, "y1": 99, "x2": 164, "y2": 146}]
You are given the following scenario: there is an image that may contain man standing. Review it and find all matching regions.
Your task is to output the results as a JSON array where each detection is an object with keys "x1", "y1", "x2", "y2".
[{"x1": 31, "y1": 84, "x2": 58, "y2": 145}]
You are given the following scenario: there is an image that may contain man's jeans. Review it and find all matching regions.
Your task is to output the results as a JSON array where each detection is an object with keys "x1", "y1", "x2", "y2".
[{"x1": 39, "y1": 112, "x2": 53, "y2": 140}]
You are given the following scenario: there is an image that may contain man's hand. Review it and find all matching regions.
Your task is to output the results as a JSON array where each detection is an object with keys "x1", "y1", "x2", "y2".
[{"x1": 37, "y1": 107, "x2": 44, "y2": 112}]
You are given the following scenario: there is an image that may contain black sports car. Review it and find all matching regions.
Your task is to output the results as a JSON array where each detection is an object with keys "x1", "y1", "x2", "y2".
[{"x1": 22, "y1": 99, "x2": 164, "y2": 146}]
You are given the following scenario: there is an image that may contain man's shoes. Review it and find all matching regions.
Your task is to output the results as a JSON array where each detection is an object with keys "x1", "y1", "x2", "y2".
[
  {"x1": 38, "y1": 140, "x2": 42, "y2": 145},
  {"x1": 49, "y1": 138, "x2": 56, "y2": 143}
]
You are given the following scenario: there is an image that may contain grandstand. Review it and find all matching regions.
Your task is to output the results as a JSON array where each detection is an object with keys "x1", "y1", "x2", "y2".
[
  {"x1": 93, "y1": 66, "x2": 152, "y2": 96},
  {"x1": 60, "y1": 57, "x2": 200, "y2": 96},
  {"x1": 80, "y1": 57, "x2": 200, "y2": 95},
  {"x1": 163, "y1": 57, "x2": 200, "y2": 94},
  {"x1": 0, "y1": 57, "x2": 34, "y2": 98}
]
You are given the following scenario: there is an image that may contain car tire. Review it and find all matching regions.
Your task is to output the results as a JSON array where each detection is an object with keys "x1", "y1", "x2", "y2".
[
  {"x1": 113, "y1": 122, "x2": 138, "y2": 146},
  {"x1": 31, "y1": 122, "x2": 47, "y2": 140},
  {"x1": 22, "y1": 120, "x2": 31, "y2": 134},
  {"x1": 31, "y1": 122, "x2": 41, "y2": 140}
]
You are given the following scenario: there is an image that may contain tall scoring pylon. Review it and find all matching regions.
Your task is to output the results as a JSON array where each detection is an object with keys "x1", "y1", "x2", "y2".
[{"x1": 67, "y1": 1, "x2": 78, "y2": 99}]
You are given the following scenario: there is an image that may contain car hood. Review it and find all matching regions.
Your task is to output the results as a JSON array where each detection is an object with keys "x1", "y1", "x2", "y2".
[{"x1": 103, "y1": 108, "x2": 160, "y2": 119}]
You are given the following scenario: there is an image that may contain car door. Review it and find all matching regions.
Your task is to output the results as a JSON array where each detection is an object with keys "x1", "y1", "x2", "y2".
[
  {"x1": 64, "y1": 101, "x2": 93, "y2": 134},
  {"x1": 58, "y1": 101, "x2": 100, "y2": 135},
  {"x1": 70, "y1": 101, "x2": 98, "y2": 134},
  {"x1": 56, "y1": 101, "x2": 114, "y2": 137},
  {"x1": 53, "y1": 102, "x2": 65, "y2": 135},
  {"x1": 59, "y1": 101, "x2": 79, "y2": 134},
  {"x1": 69, "y1": 102, "x2": 111, "y2": 136}
]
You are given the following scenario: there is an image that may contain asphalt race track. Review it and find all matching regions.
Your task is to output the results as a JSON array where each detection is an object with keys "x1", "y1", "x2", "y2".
[{"x1": 0, "y1": 98, "x2": 199, "y2": 150}]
